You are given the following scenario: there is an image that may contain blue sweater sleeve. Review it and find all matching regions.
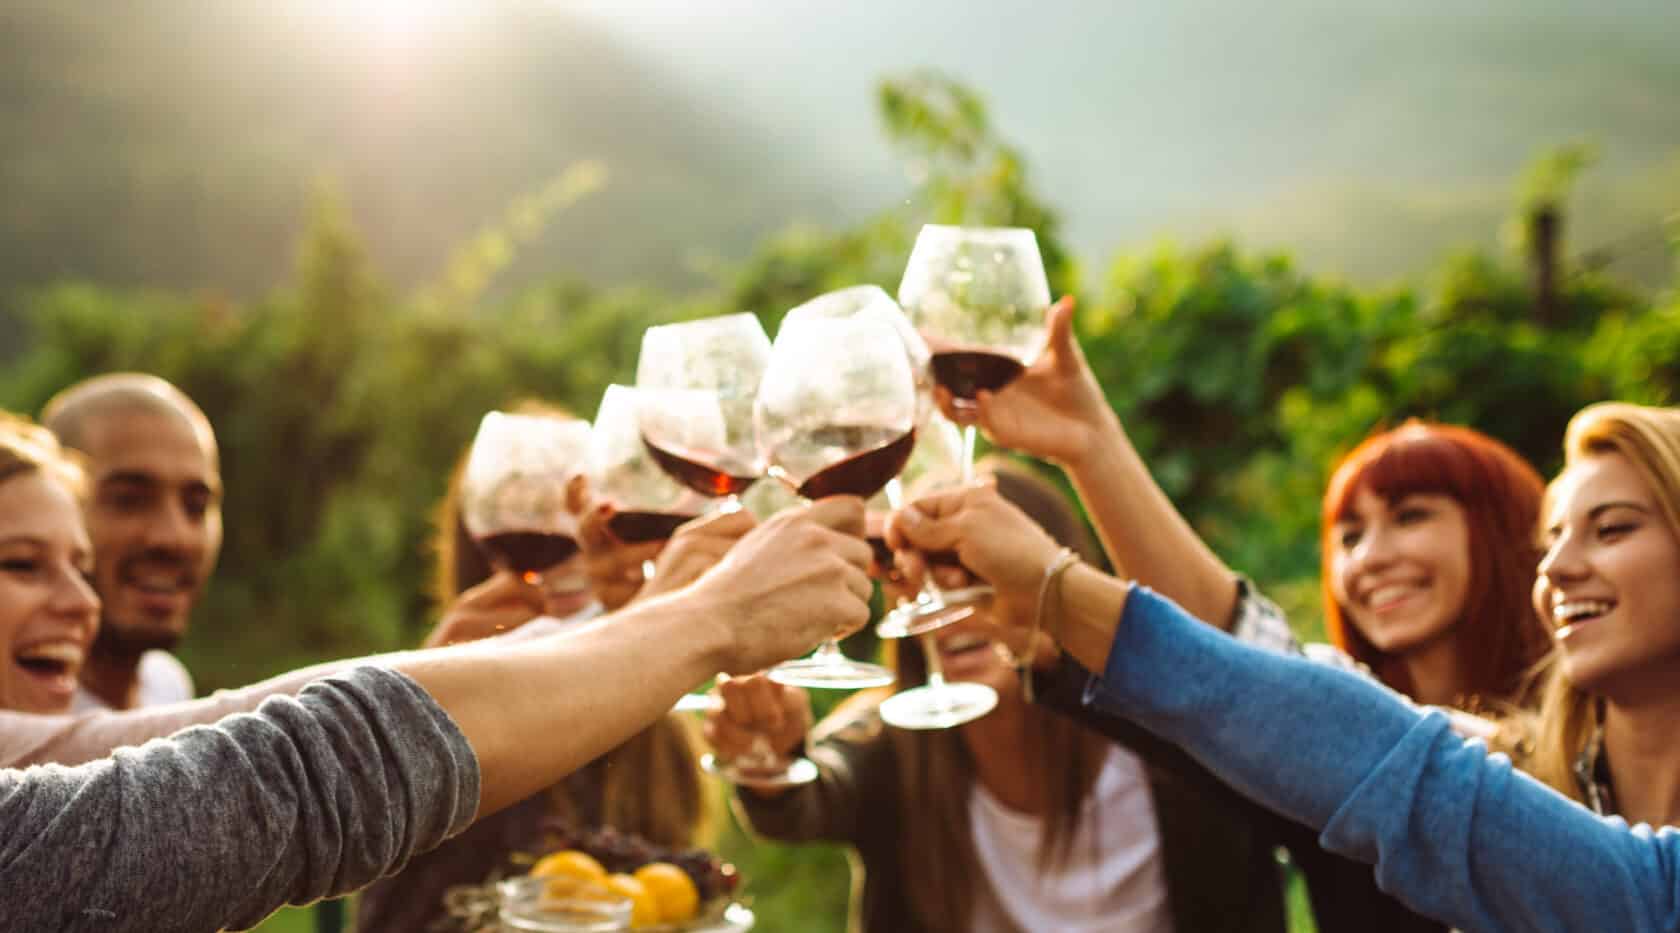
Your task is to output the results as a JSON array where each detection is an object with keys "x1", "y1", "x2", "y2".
[{"x1": 1086, "y1": 586, "x2": 1680, "y2": 933}]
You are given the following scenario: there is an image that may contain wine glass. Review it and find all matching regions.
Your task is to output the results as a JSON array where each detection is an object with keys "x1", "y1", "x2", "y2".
[
  {"x1": 884, "y1": 225, "x2": 1049, "y2": 630},
  {"x1": 869, "y1": 415, "x2": 999, "y2": 729},
  {"x1": 460, "y1": 412, "x2": 594, "y2": 609},
  {"x1": 586, "y1": 385, "x2": 707, "y2": 580},
  {"x1": 756, "y1": 301, "x2": 919, "y2": 689},
  {"x1": 636, "y1": 313, "x2": 771, "y2": 513}
]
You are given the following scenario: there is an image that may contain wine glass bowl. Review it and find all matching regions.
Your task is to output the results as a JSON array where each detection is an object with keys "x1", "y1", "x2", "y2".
[
  {"x1": 781, "y1": 284, "x2": 934, "y2": 424},
  {"x1": 755, "y1": 312, "x2": 919, "y2": 499},
  {"x1": 588, "y1": 385, "x2": 706, "y2": 543},
  {"x1": 755, "y1": 305, "x2": 919, "y2": 689},
  {"x1": 460, "y1": 412, "x2": 593, "y2": 596},
  {"x1": 897, "y1": 225, "x2": 1051, "y2": 409},
  {"x1": 636, "y1": 313, "x2": 771, "y2": 505}
]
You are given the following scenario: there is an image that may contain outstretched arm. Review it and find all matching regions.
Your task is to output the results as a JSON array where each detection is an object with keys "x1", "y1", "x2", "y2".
[{"x1": 0, "y1": 498, "x2": 875, "y2": 932}]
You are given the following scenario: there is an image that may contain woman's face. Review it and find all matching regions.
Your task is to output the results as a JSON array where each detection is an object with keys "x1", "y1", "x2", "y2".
[
  {"x1": 0, "y1": 470, "x2": 100, "y2": 713},
  {"x1": 1535, "y1": 453, "x2": 1680, "y2": 696},
  {"x1": 1329, "y1": 487, "x2": 1473, "y2": 655}
]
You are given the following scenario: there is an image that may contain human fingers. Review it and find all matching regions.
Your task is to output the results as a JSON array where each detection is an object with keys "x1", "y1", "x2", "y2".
[{"x1": 802, "y1": 494, "x2": 867, "y2": 538}]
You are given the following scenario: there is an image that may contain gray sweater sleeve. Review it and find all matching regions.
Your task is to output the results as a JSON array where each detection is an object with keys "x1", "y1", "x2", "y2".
[{"x1": 0, "y1": 666, "x2": 481, "y2": 933}]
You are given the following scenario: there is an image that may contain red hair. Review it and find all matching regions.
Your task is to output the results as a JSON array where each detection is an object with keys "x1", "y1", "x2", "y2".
[{"x1": 1321, "y1": 420, "x2": 1550, "y2": 704}]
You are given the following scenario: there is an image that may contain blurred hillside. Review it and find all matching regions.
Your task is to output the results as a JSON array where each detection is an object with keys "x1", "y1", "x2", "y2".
[
  {"x1": 1, "y1": 0, "x2": 1676, "y2": 320},
  {"x1": 0, "y1": 0, "x2": 836, "y2": 299}
]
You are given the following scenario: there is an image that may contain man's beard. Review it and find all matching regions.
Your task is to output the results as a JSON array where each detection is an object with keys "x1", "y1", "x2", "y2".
[{"x1": 91, "y1": 616, "x2": 183, "y2": 659}]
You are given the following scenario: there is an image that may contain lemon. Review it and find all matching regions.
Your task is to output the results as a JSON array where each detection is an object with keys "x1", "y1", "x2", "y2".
[
  {"x1": 530, "y1": 849, "x2": 608, "y2": 884},
  {"x1": 633, "y1": 861, "x2": 701, "y2": 924},
  {"x1": 604, "y1": 873, "x2": 661, "y2": 929}
]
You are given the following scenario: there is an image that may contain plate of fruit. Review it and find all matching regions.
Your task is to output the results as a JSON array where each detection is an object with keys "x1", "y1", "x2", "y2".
[{"x1": 457, "y1": 826, "x2": 750, "y2": 932}]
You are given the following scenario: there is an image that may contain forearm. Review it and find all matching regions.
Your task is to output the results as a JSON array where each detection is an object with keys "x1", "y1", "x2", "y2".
[
  {"x1": 1064, "y1": 421, "x2": 1239, "y2": 628},
  {"x1": 0, "y1": 668, "x2": 478, "y2": 933},
  {"x1": 1090, "y1": 587, "x2": 1680, "y2": 933},
  {"x1": 397, "y1": 589, "x2": 728, "y2": 815},
  {"x1": 0, "y1": 613, "x2": 599, "y2": 770}
]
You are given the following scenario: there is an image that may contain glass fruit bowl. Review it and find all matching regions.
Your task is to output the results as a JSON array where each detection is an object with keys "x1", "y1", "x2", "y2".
[{"x1": 497, "y1": 876, "x2": 633, "y2": 932}]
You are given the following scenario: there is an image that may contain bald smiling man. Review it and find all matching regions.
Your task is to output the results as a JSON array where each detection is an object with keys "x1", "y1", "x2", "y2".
[{"x1": 42, "y1": 373, "x2": 223, "y2": 711}]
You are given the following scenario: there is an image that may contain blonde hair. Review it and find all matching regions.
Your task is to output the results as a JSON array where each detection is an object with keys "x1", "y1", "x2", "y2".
[
  {"x1": 1509, "y1": 403, "x2": 1680, "y2": 802},
  {"x1": 0, "y1": 411, "x2": 86, "y2": 499}
]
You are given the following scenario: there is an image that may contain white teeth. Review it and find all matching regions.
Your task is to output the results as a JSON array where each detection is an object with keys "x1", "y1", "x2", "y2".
[
  {"x1": 939, "y1": 634, "x2": 987, "y2": 654},
  {"x1": 16, "y1": 641, "x2": 85, "y2": 666},
  {"x1": 128, "y1": 572, "x2": 187, "y2": 594},
  {"x1": 1366, "y1": 583, "x2": 1422, "y2": 608},
  {"x1": 1553, "y1": 600, "x2": 1614, "y2": 624}
]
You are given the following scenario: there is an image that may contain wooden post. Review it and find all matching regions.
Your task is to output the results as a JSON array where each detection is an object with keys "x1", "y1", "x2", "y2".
[{"x1": 1530, "y1": 205, "x2": 1560, "y2": 327}]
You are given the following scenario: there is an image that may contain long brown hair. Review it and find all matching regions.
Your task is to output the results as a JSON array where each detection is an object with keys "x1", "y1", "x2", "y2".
[
  {"x1": 832, "y1": 458, "x2": 1113, "y2": 930},
  {"x1": 431, "y1": 403, "x2": 708, "y2": 845},
  {"x1": 1510, "y1": 403, "x2": 1680, "y2": 804},
  {"x1": 1321, "y1": 420, "x2": 1551, "y2": 705}
]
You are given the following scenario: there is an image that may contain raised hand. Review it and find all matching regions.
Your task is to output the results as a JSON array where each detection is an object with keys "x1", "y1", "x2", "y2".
[
  {"x1": 886, "y1": 481, "x2": 1064, "y2": 643},
  {"x1": 685, "y1": 496, "x2": 873, "y2": 675},
  {"x1": 939, "y1": 296, "x2": 1116, "y2": 469},
  {"x1": 703, "y1": 673, "x2": 812, "y2": 762},
  {"x1": 423, "y1": 571, "x2": 546, "y2": 648},
  {"x1": 580, "y1": 504, "x2": 756, "y2": 610}
]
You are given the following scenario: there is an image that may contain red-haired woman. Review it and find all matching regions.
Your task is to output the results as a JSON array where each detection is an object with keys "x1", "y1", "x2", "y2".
[{"x1": 1319, "y1": 421, "x2": 1551, "y2": 707}]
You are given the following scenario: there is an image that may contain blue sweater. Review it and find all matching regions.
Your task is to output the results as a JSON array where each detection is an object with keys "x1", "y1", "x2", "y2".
[{"x1": 1089, "y1": 587, "x2": 1680, "y2": 933}]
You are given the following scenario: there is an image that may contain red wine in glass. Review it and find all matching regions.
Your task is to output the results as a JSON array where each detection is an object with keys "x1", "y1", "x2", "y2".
[
  {"x1": 793, "y1": 427, "x2": 917, "y2": 499},
  {"x1": 929, "y1": 350, "x2": 1025, "y2": 401},
  {"x1": 478, "y1": 530, "x2": 581, "y2": 582},
  {"x1": 642, "y1": 435, "x2": 760, "y2": 498},
  {"x1": 606, "y1": 510, "x2": 699, "y2": 544}
]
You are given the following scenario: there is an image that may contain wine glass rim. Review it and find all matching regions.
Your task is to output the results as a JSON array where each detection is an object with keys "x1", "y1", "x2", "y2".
[
  {"x1": 795, "y1": 283, "x2": 895, "y2": 308},
  {"x1": 915, "y1": 223, "x2": 1041, "y2": 244},
  {"x1": 641, "y1": 310, "x2": 766, "y2": 338}
]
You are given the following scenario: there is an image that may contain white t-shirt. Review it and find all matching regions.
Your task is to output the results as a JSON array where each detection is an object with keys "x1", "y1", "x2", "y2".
[
  {"x1": 968, "y1": 746, "x2": 1175, "y2": 933},
  {"x1": 72, "y1": 651, "x2": 195, "y2": 712}
]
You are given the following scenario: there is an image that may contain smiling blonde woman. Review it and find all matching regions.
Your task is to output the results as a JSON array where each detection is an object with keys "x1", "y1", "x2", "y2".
[
  {"x1": 1510, "y1": 402, "x2": 1680, "y2": 828},
  {"x1": 0, "y1": 413, "x2": 98, "y2": 714}
]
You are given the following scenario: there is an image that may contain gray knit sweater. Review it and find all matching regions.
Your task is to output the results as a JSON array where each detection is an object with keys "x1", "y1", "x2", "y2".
[{"x1": 0, "y1": 666, "x2": 480, "y2": 932}]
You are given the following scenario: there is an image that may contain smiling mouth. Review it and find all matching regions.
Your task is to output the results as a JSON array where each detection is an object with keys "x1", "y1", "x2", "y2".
[
  {"x1": 1363, "y1": 582, "x2": 1425, "y2": 613},
  {"x1": 1554, "y1": 599, "x2": 1615, "y2": 633},
  {"x1": 936, "y1": 632, "x2": 991, "y2": 660},
  {"x1": 122, "y1": 562, "x2": 195, "y2": 598},
  {"x1": 13, "y1": 641, "x2": 85, "y2": 682}
]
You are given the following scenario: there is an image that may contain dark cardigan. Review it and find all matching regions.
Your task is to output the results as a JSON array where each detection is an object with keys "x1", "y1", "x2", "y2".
[{"x1": 735, "y1": 703, "x2": 1288, "y2": 933}]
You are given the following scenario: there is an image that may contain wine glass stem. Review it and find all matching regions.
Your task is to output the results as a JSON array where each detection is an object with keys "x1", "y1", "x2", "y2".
[
  {"x1": 811, "y1": 639, "x2": 845, "y2": 664},
  {"x1": 922, "y1": 633, "x2": 947, "y2": 690},
  {"x1": 960, "y1": 425, "x2": 978, "y2": 483}
]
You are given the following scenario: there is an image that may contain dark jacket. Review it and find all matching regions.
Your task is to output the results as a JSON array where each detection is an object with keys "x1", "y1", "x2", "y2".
[
  {"x1": 736, "y1": 702, "x2": 1289, "y2": 933},
  {"x1": 1029, "y1": 652, "x2": 1445, "y2": 933}
]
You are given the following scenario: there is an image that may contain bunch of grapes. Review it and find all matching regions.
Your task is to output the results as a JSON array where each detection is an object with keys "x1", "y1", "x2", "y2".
[{"x1": 541, "y1": 824, "x2": 740, "y2": 902}]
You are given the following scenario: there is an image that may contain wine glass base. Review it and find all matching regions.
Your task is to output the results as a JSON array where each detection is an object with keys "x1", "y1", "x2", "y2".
[
  {"x1": 768, "y1": 656, "x2": 896, "y2": 690},
  {"x1": 701, "y1": 753, "x2": 819, "y2": 787},
  {"x1": 875, "y1": 585, "x2": 994, "y2": 639},
  {"x1": 878, "y1": 681, "x2": 999, "y2": 730}
]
